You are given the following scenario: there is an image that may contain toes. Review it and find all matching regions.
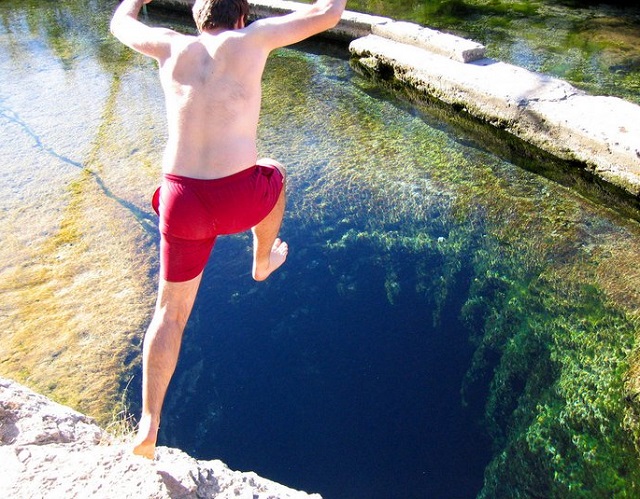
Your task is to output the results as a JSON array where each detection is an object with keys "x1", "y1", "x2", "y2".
[
  {"x1": 271, "y1": 238, "x2": 287, "y2": 256},
  {"x1": 275, "y1": 241, "x2": 288, "y2": 256}
]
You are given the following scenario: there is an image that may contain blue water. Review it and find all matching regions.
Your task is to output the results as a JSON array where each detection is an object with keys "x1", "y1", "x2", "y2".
[{"x1": 161, "y1": 236, "x2": 489, "y2": 498}]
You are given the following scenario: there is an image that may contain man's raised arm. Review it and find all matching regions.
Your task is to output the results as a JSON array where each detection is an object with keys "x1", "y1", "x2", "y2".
[
  {"x1": 110, "y1": 0, "x2": 175, "y2": 62},
  {"x1": 246, "y1": 0, "x2": 348, "y2": 51}
]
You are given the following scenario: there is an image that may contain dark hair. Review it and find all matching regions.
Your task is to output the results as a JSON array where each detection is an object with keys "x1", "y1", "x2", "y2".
[{"x1": 193, "y1": 0, "x2": 250, "y2": 32}]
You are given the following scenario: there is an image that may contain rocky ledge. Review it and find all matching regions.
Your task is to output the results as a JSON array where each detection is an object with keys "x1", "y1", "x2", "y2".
[{"x1": 0, "y1": 378, "x2": 320, "y2": 499}]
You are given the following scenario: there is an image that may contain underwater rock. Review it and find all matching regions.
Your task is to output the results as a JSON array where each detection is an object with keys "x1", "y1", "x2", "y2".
[{"x1": 0, "y1": 378, "x2": 321, "y2": 498}]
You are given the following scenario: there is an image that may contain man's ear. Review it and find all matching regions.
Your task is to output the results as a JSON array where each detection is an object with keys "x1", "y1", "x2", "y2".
[{"x1": 234, "y1": 17, "x2": 245, "y2": 30}]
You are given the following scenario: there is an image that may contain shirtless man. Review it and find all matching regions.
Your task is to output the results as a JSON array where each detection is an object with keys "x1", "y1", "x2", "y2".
[{"x1": 110, "y1": 0, "x2": 347, "y2": 459}]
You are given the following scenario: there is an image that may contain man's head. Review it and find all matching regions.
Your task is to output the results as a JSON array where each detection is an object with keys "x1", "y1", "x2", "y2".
[{"x1": 193, "y1": 0, "x2": 250, "y2": 32}]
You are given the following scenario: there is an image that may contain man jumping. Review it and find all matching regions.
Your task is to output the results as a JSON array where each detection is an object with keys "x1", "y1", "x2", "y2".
[{"x1": 110, "y1": 0, "x2": 347, "y2": 459}]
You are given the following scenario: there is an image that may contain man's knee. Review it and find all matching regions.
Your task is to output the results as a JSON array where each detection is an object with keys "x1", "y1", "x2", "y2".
[
  {"x1": 151, "y1": 307, "x2": 189, "y2": 335},
  {"x1": 153, "y1": 276, "x2": 201, "y2": 330}
]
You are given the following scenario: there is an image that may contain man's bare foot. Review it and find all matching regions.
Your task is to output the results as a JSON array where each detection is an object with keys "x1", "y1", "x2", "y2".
[
  {"x1": 132, "y1": 415, "x2": 158, "y2": 460},
  {"x1": 253, "y1": 238, "x2": 288, "y2": 281},
  {"x1": 132, "y1": 438, "x2": 156, "y2": 460}
]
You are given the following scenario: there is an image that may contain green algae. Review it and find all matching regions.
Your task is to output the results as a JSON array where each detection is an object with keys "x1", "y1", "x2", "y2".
[
  {"x1": 465, "y1": 268, "x2": 640, "y2": 497},
  {"x1": 0, "y1": 0, "x2": 160, "y2": 425}
]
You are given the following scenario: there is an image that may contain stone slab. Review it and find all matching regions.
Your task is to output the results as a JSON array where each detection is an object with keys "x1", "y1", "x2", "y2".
[
  {"x1": 528, "y1": 95, "x2": 640, "y2": 191},
  {"x1": 250, "y1": 1, "x2": 392, "y2": 40},
  {"x1": 372, "y1": 21, "x2": 486, "y2": 63},
  {"x1": 350, "y1": 35, "x2": 579, "y2": 123},
  {"x1": 330, "y1": 10, "x2": 391, "y2": 40}
]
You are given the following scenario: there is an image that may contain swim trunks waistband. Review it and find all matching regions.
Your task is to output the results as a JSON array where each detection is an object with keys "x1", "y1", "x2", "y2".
[
  {"x1": 153, "y1": 165, "x2": 279, "y2": 216},
  {"x1": 162, "y1": 164, "x2": 274, "y2": 186}
]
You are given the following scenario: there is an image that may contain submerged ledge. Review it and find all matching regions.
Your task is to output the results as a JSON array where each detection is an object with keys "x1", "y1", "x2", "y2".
[{"x1": 153, "y1": 0, "x2": 640, "y2": 214}]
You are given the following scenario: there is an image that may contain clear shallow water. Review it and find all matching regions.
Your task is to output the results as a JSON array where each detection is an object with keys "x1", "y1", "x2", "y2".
[{"x1": 2, "y1": 1, "x2": 640, "y2": 498}]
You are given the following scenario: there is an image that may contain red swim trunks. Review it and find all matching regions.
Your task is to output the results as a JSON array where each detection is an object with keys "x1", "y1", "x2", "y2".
[{"x1": 152, "y1": 164, "x2": 284, "y2": 282}]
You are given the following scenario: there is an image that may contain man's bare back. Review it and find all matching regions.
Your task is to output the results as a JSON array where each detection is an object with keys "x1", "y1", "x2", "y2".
[
  {"x1": 159, "y1": 30, "x2": 265, "y2": 179},
  {"x1": 112, "y1": 0, "x2": 346, "y2": 179}
]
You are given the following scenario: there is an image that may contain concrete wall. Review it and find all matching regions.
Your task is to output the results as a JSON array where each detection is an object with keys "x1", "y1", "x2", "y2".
[{"x1": 152, "y1": 0, "x2": 640, "y2": 207}]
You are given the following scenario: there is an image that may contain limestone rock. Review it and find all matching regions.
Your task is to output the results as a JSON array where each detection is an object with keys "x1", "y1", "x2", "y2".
[
  {"x1": 372, "y1": 21, "x2": 486, "y2": 63},
  {"x1": 0, "y1": 378, "x2": 321, "y2": 499}
]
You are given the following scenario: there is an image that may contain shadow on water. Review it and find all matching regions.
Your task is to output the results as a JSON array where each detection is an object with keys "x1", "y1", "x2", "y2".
[
  {"x1": 0, "y1": 106, "x2": 83, "y2": 168},
  {"x1": 0, "y1": 94, "x2": 157, "y2": 237}
]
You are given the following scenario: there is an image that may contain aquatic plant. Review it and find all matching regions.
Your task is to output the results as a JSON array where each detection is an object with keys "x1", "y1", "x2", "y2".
[
  {"x1": 497, "y1": 233, "x2": 637, "y2": 492},
  {"x1": 464, "y1": 264, "x2": 640, "y2": 496},
  {"x1": 0, "y1": 0, "x2": 163, "y2": 424}
]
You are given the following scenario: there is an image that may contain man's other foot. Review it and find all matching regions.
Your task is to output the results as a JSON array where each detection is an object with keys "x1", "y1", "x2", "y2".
[
  {"x1": 132, "y1": 438, "x2": 156, "y2": 460},
  {"x1": 253, "y1": 238, "x2": 288, "y2": 281}
]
